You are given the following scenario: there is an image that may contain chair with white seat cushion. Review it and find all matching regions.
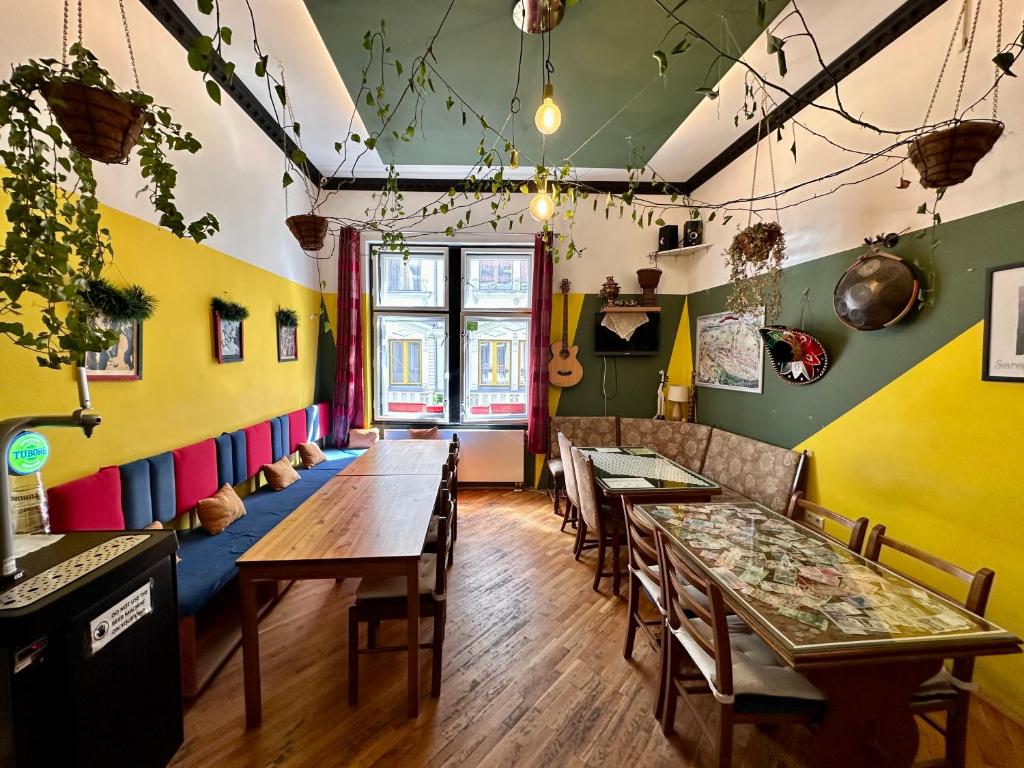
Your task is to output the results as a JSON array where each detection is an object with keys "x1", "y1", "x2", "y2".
[
  {"x1": 348, "y1": 514, "x2": 449, "y2": 704},
  {"x1": 656, "y1": 530, "x2": 825, "y2": 767},
  {"x1": 865, "y1": 524, "x2": 994, "y2": 768}
]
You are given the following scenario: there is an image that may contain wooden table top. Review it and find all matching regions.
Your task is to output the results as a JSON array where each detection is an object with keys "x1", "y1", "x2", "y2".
[
  {"x1": 339, "y1": 440, "x2": 452, "y2": 477},
  {"x1": 640, "y1": 501, "x2": 1022, "y2": 668},
  {"x1": 238, "y1": 474, "x2": 440, "y2": 564}
]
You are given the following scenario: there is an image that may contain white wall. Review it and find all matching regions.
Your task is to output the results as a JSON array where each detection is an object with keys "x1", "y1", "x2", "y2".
[
  {"x1": 0, "y1": 0, "x2": 324, "y2": 290},
  {"x1": 682, "y1": 0, "x2": 1024, "y2": 293}
]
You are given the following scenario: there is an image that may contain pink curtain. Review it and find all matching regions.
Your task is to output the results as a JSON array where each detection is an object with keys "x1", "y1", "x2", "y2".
[
  {"x1": 526, "y1": 232, "x2": 553, "y2": 454},
  {"x1": 331, "y1": 227, "x2": 364, "y2": 447}
]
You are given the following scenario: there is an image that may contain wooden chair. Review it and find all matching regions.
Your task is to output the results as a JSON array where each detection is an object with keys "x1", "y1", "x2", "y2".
[
  {"x1": 622, "y1": 499, "x2": 668, "y2": 718},
  {"x1": 556, "y1": 431, "x2": 580, "y2": 538},
  {"x1": 424, "y1": 463, "x2": 455, "y2": 567},
  {"x1": 786, "y1": 491, "x2": 869, "y2": 554},
  {"x1": 656, "y1": 530, "x2": 825, "y2": 766},
  {"x1": 572, "y1": 447, "x2": 627, "y2": 595},
  {"x1": 348, "y1": 500, "x2": 450, "y2": 705},
  {"x1": 864, "y1": 524, "x2": 995, "y2": 768},
  {"x1": 448, "y1": 437, "x2": 459, "y2": 545}
]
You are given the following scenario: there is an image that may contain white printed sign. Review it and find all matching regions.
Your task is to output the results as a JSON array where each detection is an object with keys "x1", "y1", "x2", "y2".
[{"x1": 88, "y1": 580, "x2": 152, "y2": 656}]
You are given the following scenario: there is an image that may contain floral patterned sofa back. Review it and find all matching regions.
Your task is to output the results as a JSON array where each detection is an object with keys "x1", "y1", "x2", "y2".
[
  {"x1": 618, "y1": 418, "x2": 712, "y2": 472},
  {"x1": 701, "y1": 428, "x2": 806, "y2": 513},
  {"x1": 549, "y1": 416, "x2": 619, "y2": 458}
]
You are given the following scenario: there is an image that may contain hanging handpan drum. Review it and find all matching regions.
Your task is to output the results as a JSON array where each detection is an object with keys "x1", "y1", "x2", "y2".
[{"x1": 833, "y1": 251, "x2": 919, "y2": 331}]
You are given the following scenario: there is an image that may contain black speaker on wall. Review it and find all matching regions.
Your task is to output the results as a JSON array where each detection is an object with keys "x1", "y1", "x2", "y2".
[
  {"x1": 683, "y1": 219, "x2": 704, "y2": 246},
  {"x1": 657, "y1": 224, "x2": 678, "y2": 251}
]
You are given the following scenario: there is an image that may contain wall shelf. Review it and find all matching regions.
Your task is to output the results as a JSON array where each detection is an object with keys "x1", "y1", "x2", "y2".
[
  {"x1": 648, "y1": 243, "x2": 714, "y2": 259},
  {"x1": 600, "y1": 306, "x2": 662, "y2": 313}
]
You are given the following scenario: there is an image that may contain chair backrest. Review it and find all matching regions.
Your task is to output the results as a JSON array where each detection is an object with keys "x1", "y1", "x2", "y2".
[
  {"x1": 786, "y1": 491, "x2": 869, "y2": 554},
  {"x1": 570, "y1": 447, "x2": 601, "y2": 531},
  {"x1": 623, "y1": 500, "x2": 662, "y2": 607},
  {"x1": 655, "y1": 530, "x2": 734, "y2": 697},
  {"x1": 558, "y1": 431, "x2": 580, "y2": 507},
  {"x1": 865, "y1": 524, "x2": 994, "y2": 682},
  {"x1": 433, "y1": 504, "x2": 450, "y2": 597}
]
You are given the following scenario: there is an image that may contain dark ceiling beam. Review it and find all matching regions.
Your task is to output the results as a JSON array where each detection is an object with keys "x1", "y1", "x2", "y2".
[
  {"x1": 321, "y1": 177, "x2": 667, "y2": 195},
  {"x1": 680, "y1": 0, "x2": 951, "y2": 193},
  {"x1": 138, "y1": 0, "x2": 322, "y2": 187}
]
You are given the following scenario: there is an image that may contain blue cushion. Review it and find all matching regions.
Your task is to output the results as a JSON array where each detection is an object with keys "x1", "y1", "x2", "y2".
[
  {"x1": 175, "y1": 470, "x2": 337, "y2": 616},
  {"x1": 119, "y1": 459, "x2": 153, "y2": 529},
  {"x1": 147, "y1": 452, "x2": 177, "y2": 523},
  {"x1": 305, "y1": 405, "x2": 319, "y2": 442},
  {"x1": 214, "y1": 434, "x2": 234, "y2": 487},
  {"x1": 278, "y1": 416, "x2": 290, "y2": 460},
  {"x1": 228, "y1": 430, "x2": 247, "y2": 484},
  {"x1": 270, "y1": 418, "x2": 283, "y2": 462},
  {"x1": 300, "y1": 449, "x2": 362, "y2": 473}
]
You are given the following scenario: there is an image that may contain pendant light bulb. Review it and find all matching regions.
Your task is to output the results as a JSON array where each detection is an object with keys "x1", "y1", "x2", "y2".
[
  {"x1": 534, "y1": 83, "x2": 561, "y2": 135},
  {"x1": 530, "y1": 188, "x2": 555, "y2": 222}
]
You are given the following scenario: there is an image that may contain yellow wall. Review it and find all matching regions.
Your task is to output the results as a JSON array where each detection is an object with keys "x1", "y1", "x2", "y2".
[
  {"x1": 1, "y1": 200, "x2": 326, "y2": 487},
  {"x1": 797, "y1": 322, "x2": 1024, "y2": 720}
]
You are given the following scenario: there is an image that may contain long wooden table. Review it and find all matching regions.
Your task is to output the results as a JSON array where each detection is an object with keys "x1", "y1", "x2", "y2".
[
  {"x1": 640, "y1": 500, "x2": 1022, "y2": 768},
  {"x1": 339, "y1": 439, "x2": 452, "y2": 476},
  {"x1": 237, "y1": 472, "x2": 441, "y2": 724},
  {"x1": 577, "y1": 445, "x2": 722, "y2": 503}
]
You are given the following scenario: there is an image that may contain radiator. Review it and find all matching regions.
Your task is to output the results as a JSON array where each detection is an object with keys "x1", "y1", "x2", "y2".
[{"x1": 382, "y1": 428, "x2": 525, "y2": 484}]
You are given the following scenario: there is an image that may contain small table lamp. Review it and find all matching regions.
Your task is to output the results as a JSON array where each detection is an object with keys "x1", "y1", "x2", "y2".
[{"x1": 666, "y1": 385, "x2": 689, "y2": 421}]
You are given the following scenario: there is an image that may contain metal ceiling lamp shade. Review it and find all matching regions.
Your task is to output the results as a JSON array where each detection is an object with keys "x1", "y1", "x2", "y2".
[
  {"x1": 833, "y1": 251, "x2": 920, "y2": 331},
  {"x1": 512, "y1": 0, "x2": 565, "y2": 34}
]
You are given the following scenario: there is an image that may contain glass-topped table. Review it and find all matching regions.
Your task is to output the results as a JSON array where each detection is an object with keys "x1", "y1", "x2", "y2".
[
  {"x1": 639, "y1": 501, "x2": 1021, "y2": 768},
  {"x1": 578, "y1": 446, "x2": 721, "y2": 501}
]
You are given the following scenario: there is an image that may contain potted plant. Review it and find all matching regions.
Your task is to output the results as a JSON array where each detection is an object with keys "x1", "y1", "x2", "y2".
[
  {"x1": 725, "y1": 221, "x2": 786, "y2": 321},
  {"x1": 907, "y1": 120, "x2": 1003, "y2": 189},
  {"x1": 0, "y1": 44, "x2": 218, "y2": 369}
]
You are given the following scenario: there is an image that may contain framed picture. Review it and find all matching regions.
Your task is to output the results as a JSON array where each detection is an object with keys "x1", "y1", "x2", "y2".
[
  {"x1": 982, "y1": 262, "x2": 1024, "y2": 382},
  {"x1": 694, "y1": 308, "x2": 765, "y2": 393},
  {"x1": 214, "y1": 311, "x2": 245, "y2": 363},
  {"x1": 85, "y1": 315, "x2": 143, "y2": 381},
  {"x1": 277, "y1": 319, "x2": 298, "y2": 362}
]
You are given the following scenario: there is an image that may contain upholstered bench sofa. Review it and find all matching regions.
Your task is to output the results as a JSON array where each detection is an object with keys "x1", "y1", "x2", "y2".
[
  {"x1": 45, "y1": 401, "x2": 359, "y2": 697},
  {"x1": 548, "y1": 416, "x2": 806, "y2": 514}
]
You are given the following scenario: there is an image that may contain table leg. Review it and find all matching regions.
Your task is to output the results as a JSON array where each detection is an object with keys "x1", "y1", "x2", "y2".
[
  {"x1": 406, "y1": 559, "x2": 420, "y2": 717},
  {"x1": 240, "y1": 570, "x2": 262, "y2": 728},
  {"x1": 804, "y1": 659, "x2": 940, "y2": 768}
]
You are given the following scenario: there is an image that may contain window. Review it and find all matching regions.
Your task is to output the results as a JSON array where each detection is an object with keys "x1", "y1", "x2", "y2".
[
  {"x1": 388, "y1": 339, "x2": 422, "y2": 386},
  {"x1": 371, "y1": 244, "x2": 531, "y2": 423}
]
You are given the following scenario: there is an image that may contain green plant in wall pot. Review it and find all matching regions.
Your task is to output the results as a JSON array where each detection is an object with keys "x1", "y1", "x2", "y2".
[
  {"x1": 0, "y1": 43, "x2": 218, "y2": 369},
  {"x1": 84, "y1": 279, "x2": 157, "y2": 323},
  {"x1": 275, "y1": 307, "x2": 299, "y2": 327},
  {"x1": 211, "y1": 297, "x2": 250, "y2": 321},
  {"x1": 725, "y1": 221, "x2": 786, "y2": 322}
]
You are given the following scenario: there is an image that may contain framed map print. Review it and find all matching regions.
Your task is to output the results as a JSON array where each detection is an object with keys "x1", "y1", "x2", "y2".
[
  {"x1": 982, "y1": 262, "x2": 1024, "y2": 382},
  {"x1": 695, "y1": 308, "x2": 765, "y2": 393}
]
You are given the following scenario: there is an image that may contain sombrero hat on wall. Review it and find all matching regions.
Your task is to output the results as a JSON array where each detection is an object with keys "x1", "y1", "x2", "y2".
[{"x1": 758, "y1": 325, "x2": 830, "y2": 385}]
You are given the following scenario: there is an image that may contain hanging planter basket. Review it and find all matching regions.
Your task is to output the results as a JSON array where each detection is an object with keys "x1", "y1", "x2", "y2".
[
  {"x1": 42, "y1": 81, "x2": 146, "y2": 164},
  {"x1": 286, "y1": 213, "x2": 329, "y2": 251},
  {"x1": 907, "y1": 119, "x2": 1004, "y2": 189}
]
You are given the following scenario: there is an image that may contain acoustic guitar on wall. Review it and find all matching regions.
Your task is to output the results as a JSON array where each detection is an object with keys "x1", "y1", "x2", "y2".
[{"x1": 549, "y1": 279, "x2": 583, "y2": 388}]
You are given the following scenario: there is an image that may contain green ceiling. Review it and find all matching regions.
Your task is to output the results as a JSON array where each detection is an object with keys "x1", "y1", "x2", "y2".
[{"x1": 304, "y1": 0, "x2": 785, "y2": 171}]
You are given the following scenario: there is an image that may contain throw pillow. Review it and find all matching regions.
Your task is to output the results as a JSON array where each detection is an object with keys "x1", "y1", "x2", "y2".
[
  {"x1": 263, "y1": 456, "x2": 301, "y2": 490},
  {"x1": 297, "y1": 441, "x2": 327, "y2": 469},
  {"x1": 348, "y1": 427, "x2": 380, "y2": 448},
  {"x1": 144, "y1": 520, "x2": 163, "y2": 530},
  {"x1": 196, "y1": 484, "x2": 246, "y2": 535},
  {"x1": 409, "y1": 426, "x2": 440, "y2": 440}
]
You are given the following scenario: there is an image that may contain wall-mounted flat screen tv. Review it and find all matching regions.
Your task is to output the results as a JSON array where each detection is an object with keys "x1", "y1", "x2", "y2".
[{"x1": 593, "y1": 312, "x2": 661, "y2": 356}]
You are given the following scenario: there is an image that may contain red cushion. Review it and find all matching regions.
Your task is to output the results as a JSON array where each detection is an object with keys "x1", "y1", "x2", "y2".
[
  {"x1": 172, "y1": 439, "x2": 218, "y2": 514},
  {"x1": 287, "y1": 410, "x2": 307, "y2": 454},
  {"x1": 48, "y1": 467, "x2": 125, "y2": 532},
  {"x1": 243, "y1": 422, "x2": 272, "y2": 478},
  {"x1": 317, "y1": 402, "x2": 331, "y2": 441}
]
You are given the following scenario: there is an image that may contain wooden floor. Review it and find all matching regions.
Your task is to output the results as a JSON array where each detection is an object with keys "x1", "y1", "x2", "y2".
[{"x1": 171, "y1": 489, "x2": 1024, "y2": 768}]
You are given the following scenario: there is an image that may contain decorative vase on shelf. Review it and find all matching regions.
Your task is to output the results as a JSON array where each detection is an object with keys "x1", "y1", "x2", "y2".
[
  {"x1": 599, "y1": 276, "x2": 620, "y2": 307},
  {"x1": 636, "y1": 268, "x2": 662, "y2": 307}
]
